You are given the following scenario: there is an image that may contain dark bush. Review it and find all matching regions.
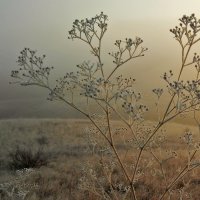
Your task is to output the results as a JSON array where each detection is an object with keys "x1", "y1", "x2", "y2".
[
  {"x1": 36, "y1": 135, "x2": 49, "y2": 146},
  {"x1": 8, "y1": 146, "x2": 47, "y2": 170}
]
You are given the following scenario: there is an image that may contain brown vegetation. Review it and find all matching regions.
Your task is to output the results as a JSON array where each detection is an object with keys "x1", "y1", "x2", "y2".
[{"x1": 0, "y1": 119, "x2": 199, "y2": 199}]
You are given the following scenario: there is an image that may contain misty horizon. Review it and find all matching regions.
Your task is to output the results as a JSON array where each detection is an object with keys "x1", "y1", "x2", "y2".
[{"x1": 1, "y1": 0, "x2": 200, "y2": 120}]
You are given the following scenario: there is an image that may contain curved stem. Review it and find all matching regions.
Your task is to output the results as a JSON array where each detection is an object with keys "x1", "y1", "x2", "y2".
[{"x1": 159, "y1": 150, "x2": 198, "y2": 200}]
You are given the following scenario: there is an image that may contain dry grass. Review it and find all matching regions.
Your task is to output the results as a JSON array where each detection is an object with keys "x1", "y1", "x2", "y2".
[{"x1": 0, "y1": 118, "x2": 199, "y2": 199}]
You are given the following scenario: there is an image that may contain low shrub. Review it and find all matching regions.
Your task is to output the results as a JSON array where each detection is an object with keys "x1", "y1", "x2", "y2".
[{"x1": 8, "y1": 146, "x2": 47, "y2": 170}]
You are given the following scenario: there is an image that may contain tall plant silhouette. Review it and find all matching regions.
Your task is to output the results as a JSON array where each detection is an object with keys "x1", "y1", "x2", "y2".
[{"x1": 11, "y1": 12, "x2": 200, "y2": 199}]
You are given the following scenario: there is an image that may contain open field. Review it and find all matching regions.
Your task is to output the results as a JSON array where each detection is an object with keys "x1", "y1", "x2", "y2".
[{"x1": 0, "y1": 118, "x2": 199, "y2": 200}]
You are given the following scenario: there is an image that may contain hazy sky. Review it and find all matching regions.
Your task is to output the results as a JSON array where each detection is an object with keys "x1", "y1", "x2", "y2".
[{"x1": 1, "y1": 0, "x2": 200, "y2": 118}]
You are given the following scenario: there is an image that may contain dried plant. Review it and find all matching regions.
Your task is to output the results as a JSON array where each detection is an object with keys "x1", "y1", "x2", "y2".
[
  {"x1": 0, "y1": 168, "x2": 36, "y2": 200},
  {"x1": 10, "y1": 12, "x2": 200, "y2": 199},
  {"x1": 8, "y1": 146, "x2": 47, "y2": 170}
]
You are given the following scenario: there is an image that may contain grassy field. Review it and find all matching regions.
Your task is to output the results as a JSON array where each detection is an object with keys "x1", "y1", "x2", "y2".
[{"x1": 0, "y1": 118, "x2": 199, "y2": 200}]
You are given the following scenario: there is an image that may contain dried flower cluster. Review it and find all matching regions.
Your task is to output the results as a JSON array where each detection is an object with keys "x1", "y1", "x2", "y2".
[
  {"x1": 11, "y1": 48, "x2": 53, "y2": 87},
  {"x1": 10, "y1": 13, "x2": 200, "y2": 200}
]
